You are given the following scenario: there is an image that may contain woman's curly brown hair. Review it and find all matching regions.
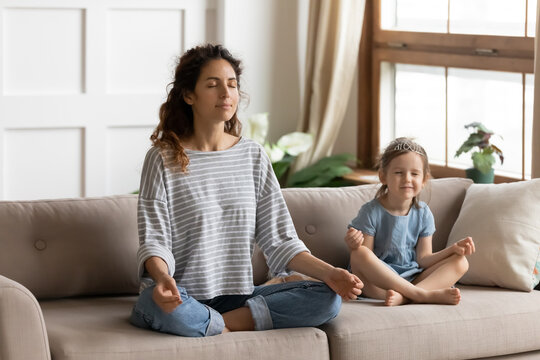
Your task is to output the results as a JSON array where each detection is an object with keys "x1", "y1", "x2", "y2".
[{"x1": 151, "y1": 44, "x2": 243, "y2": 172}]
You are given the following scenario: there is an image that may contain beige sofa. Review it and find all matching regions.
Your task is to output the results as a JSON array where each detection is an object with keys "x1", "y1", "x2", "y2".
[{"x1": 1, "y1": 178, "x2": 540, "y2": 360}]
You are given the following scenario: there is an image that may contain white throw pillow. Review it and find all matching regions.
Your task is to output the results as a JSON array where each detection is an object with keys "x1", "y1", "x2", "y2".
[{"x1": 447, "y1": 179, "x2": 540, "y2": 291}]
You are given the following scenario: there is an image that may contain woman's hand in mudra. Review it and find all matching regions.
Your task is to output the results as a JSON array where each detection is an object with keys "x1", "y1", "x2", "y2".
[
  {"x1": 324, "y1": 267, "x2": 363, "y2": 301},
  {"x1": 153, "y1": 275, "x2": 182, "y2": 313}
]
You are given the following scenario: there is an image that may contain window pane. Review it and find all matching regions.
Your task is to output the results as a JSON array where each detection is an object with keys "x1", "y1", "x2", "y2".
[
  {"x1": 525, "y1": 74, "x2": 534, "y2": 179},
  {"x1": 380, "y1": 63, "x2": 446, "y2": 164},
  {"x1": 527, "y1": 0, "x2": 537, "y2": 37},
  {"x1": 448, "y1": 68, "x2": 523, "y2": 178},
  {"x1": 450, "y1": 0, "x2": 526, "y2": 36},
  {"x1": 381, "y1": 0, "x2": 448, "y2": 33},
  {"x1": 379, "y1": 62, "x2": 396, "y2": 149}
]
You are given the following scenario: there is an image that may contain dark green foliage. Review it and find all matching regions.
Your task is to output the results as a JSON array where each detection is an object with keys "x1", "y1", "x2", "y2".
[
  {"x1": 272, "y1": 154, "x2": 296, "y2": 180},
  {"x1": 286, "y1": 153, "x2": 358, "y2": 188}
]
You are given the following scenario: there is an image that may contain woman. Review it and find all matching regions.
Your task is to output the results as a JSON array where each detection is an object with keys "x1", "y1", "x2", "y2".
[{"x1": 130, "y1": 44, "x2": 362, "y2": 337}]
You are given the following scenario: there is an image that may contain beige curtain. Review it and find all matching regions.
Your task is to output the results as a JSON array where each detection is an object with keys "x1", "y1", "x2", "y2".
[
  {"x1": 533, "y1": 3, "x2": 540, "y2": 178},
  {"x1": 293, "y1": 0, "x2": 365, "y2": 170}
]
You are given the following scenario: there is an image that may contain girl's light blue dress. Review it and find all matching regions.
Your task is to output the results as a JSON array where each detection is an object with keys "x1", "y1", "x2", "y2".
[{"x1": 349, "y1": 198, "x2": 436, "y2": 281}]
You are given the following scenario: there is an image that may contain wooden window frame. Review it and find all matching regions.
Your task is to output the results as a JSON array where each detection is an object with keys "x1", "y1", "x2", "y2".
[{"x1": 357, "y1": 0, "x2": 535, "y2": 183}]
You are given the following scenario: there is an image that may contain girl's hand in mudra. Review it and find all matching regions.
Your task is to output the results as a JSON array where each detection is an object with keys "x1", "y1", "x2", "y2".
[
  {"x1": 452, "y1": 236, "x2": 475, "y2": 256},
  {"x1": 344, "y1": 227, "x2": 364, "y2": 250}
]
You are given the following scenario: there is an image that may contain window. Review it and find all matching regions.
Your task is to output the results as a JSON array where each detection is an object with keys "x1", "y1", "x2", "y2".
[{"x1": 358, "y1": 0, "x2": 535, "y2": 181}]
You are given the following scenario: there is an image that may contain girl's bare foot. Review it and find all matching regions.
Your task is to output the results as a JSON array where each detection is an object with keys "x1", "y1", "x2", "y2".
[
  {"x1": 385, "y1": 289, "x2": 408, "y2": 306},
  {"x1": 420, "y1": 288, "x2": 461, "y2": 305}
]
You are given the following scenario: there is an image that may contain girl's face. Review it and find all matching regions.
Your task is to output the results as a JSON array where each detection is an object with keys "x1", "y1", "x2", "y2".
[
  {"x1": 184, "y1": 59, "x2": 239, "y2": 126},
  {"x1": 380, "y1": 152, "x2": 427, "y2": 203}
]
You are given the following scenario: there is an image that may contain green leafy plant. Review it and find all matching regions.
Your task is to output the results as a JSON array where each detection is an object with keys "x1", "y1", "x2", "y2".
[
  {"x1": 286, "y1": 153, "x2": 358, "y2": 188},
  {"x1": 244, "y1": 113, "x2": 359, "y2": 187},
  {"x1": 454, "y1": 122, "x2": 504, "y2": 174},
  {"x1": 271, "y1": 154, "x2": 296, "y2": 180}
]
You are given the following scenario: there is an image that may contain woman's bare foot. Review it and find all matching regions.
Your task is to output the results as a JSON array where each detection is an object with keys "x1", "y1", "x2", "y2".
[
  {"x1": 385, "y1": 289, "x2": 408, "y2": 306},
  {"x1": 420, "y1": 288, "x2": 461, "y2": 305}
]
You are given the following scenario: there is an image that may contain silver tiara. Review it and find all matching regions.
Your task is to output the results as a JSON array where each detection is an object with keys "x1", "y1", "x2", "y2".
[{"x1": 393, "y1": 142, "x2": 425, "y2": 156}]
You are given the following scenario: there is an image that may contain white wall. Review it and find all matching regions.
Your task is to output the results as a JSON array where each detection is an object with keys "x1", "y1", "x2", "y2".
[
  {"x1": 220, "y1": 0, "x2": 302, "y2": 142},
  {"x1": 0, "y1": 0, "x2": 357, "y2": 200},
  {"x1": 0, "y1": 0, "x2": 214, "y2": 200}
]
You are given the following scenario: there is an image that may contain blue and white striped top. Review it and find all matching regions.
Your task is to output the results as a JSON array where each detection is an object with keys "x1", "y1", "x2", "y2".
[{"x1": 136, "y1": 137, "x2": 308, "y2": 299}]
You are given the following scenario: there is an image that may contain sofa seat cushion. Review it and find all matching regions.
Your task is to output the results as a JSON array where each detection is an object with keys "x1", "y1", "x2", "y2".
[
  {"x1": 40, "y1": 296, "x2": 330, "y2": 360},
  {"x1": 321, "y1": 286, "x2": 540, "y2": 360}
]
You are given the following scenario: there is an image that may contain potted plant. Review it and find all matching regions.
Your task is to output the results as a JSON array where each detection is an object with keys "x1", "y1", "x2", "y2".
[
  {"x1": 454, "y1": 122, "x2": 504, "y2": 183},
  {"x1": 243, "y1": 112, "x2": 357, "y2": 187}
]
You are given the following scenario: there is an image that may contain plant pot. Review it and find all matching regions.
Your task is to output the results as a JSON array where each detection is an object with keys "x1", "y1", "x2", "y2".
[{"x1": 465, "y1": 168, "x2": 494, "y2": 184}]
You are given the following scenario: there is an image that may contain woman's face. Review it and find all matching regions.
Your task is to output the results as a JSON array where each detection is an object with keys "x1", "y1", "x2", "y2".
[{"x1": 184, "y1": 59, "x2": 239, "y2": 126}]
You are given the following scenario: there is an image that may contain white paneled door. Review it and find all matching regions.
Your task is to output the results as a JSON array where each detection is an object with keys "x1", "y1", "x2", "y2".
[{"x1": 0, "y1": 0, "x2": 218, "y2": 200}]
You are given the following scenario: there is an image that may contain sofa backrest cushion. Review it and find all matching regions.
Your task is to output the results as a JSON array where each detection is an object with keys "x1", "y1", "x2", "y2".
[
  {"x1": 0, "y1": 195, "x2": 139, "y2": 299},
  {"x1": 255, "y1": 178, "x2": 472, "y2": 275},
  {"x1": 0, "y1": 178, "x2": 472, "y2": 295}
]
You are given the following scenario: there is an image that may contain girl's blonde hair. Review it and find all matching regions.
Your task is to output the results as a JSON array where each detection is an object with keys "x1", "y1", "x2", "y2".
[{"x1": 375, "y1": 137, "x2": 430, "y2": 209}]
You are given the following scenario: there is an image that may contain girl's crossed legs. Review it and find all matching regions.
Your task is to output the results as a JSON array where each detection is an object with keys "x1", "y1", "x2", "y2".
[{"x1": 350, "y1": 247, "x2": 468, "y2": 306}]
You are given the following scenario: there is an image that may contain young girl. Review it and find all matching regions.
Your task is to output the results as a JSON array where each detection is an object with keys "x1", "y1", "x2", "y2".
[{"x1": 345, "y1": 137, "x2": 475, "y2": 306}]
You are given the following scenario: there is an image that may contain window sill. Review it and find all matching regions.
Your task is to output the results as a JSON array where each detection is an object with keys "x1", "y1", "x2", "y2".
[{"x1": 344, "y1": 166, "x2": 523, "y2": 185}]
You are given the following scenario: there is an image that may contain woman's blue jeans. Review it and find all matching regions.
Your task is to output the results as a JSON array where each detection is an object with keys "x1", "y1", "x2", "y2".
[{"x1": 130, "y1": 280, "x2": 341, "y2": 337}]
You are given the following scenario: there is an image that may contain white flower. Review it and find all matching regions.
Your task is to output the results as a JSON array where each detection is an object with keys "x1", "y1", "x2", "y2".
[
  {"x1": 264, "y1": 143, "x2": 286, "y2": 163},
  {"x1": 243, "y1": 112, "x2": 312, "y2": 162},
  {"x1": 244, "y1": 112, "x2": 269, "y2": 145},
  {"x1": 277, "y1": 132, "x2": 313, "y2": 156}
]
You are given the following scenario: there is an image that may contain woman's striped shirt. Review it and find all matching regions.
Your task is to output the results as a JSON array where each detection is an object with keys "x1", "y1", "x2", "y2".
[{"x1": 136, "y1": 137, "x2": 308, "y2": 299}]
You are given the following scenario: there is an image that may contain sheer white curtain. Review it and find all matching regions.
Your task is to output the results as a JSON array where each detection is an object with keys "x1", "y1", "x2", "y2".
[
  {"x1": 533, "y1": 2, "x2": 540, "y2": 178},
  {"x1": 293, "y1": 0, "x2": 365, "y2": 170}
]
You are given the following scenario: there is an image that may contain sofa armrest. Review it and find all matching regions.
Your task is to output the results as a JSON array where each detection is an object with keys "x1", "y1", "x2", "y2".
[{"x1": 0, "y1": 275, "x2": 51, "y2": 360}]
